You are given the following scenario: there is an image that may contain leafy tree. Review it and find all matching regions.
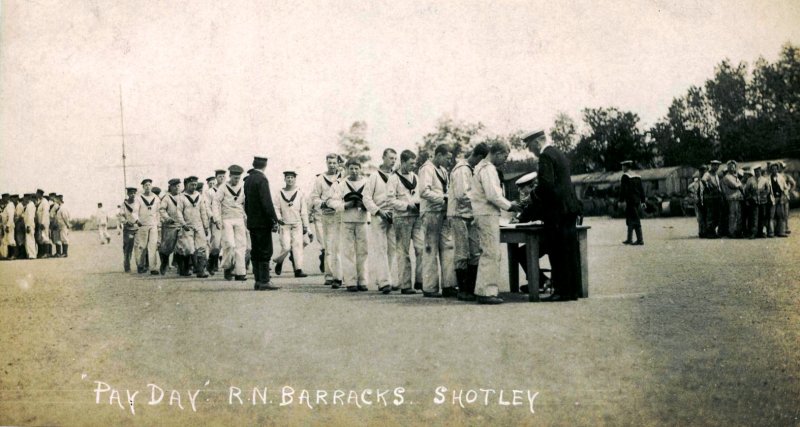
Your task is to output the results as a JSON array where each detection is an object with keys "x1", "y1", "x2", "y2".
[
  {"x1": 549, "y1": 112, "x2": 578, "y2": 155},
  {"x1": 748, "y1": 44, "x2": 800, "y2": 157},
  {"x1": 338, "y1": 121, "x2": 372, "y2": 166},
  {"x1": 651, "y1": 87, "x2": 717, "y2": 167},
  {"x1": 705, "y1": 59, "x2": 750, "y2": 160},
  {"x1": 417, "y1": 116, "x2": 485, "y2": 166},
  {"x1": 571, "y1": 107, "x2": 653, "y2": 173}
]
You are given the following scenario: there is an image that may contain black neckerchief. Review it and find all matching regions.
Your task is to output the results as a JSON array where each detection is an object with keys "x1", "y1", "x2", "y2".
[
  {"x1": 377, "y1": 170, "x2": 389, "y2": 184},
  {"x1": 226, "y1": 185, "x2": 241, "y2": 201},
  {"x1": 435, "y1": 167, "x2": 448, "y2": 193},
  {"x1": 322, "y1": 174, "x2": 336, "y2": 187},
  {"x1": 345, "y1": 180, "x2": 365, "y2": 195},
  {"x1": 124, "y1": 201, "x2": 134, "y2": 213},
  {"x1": 168, "y1": 195, "x2": 177, "y2": 207},
  {"x1": 140, "y1": 195, "x2": 155, "y2": 210},
  {"x1": 395, "y1": 171, "x2": 417, "y2": 194},
  {"x1": 280, "y1": 190, "x2": 298, "y2": 206},
  {"x1": 184, "y1": 193, "x2": 199, "y2": 207}
]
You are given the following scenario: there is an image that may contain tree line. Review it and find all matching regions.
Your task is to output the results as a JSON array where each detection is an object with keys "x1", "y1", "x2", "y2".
[{"x1": 339, "y1": 43, "x2": 799, "y2": 174}]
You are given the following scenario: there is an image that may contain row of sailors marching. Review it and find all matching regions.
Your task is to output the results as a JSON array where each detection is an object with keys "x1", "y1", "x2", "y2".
[
  {"x1": 0, "y1": 191, "x2": 71, "y2": 260},
  {"x1": 118, "y1": 165, "x2": 311, "y2": 279},
  {"x1": 119, "y1": 166, "x2": 251, "y2": 279},
  {"x1": 688, "y1": 160, "x2": 795, "y2": 239}
]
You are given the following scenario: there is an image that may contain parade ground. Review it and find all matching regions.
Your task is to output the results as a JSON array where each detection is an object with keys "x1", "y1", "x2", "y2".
[{"x1": 0, "y1": 214, "x2": 798, "y2": 426}]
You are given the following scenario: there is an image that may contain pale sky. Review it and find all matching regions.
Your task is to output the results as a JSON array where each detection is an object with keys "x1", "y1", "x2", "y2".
[{"x1": 2, "y1": 0, "x2": 799, "y2": 217}]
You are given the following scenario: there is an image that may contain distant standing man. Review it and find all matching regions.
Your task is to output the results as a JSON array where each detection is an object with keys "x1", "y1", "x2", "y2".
[
  {"x1": 157, "y1": 179, "x2": 185, "y2": 275},
  {"x1": 120, "y1": 188, "x2": 139, "y2": 271},
  {"x1": 448, "y1": 143, "x2": 489, "y2": 302},
  {"x1": 387, "y1": 150, "x2": 424, "y2": 294},
  {"x1": 468, "y1": 142, "x2": 521, "y2": 304},
  {"x1": 721, "y1": 160, "x2": 744, "y2": 238},
  {"x1": 35, "y1": 189, "x2": 51, "y2": 258},
  {"x1": 205, "y1": 171, "x2": 226, "y2": 275},
  {"x1": 769, "y1": 163, "x2": 789, "y2": 238},
  {"x1": 273, "y1": 170, "x2": 309, "y2": 278},
  {"x1": 332, "y1": 159, "x2": 370, "y2": 292},
  {"x1": 213, "y1": 165, "x2": 248, "y2": 281},
  {"x1": 1, "y1": 194, "x2": 16, "y2": 259},
  {"x1": 524, "y1": 129, "x2": 583, "y2": 302},
  {"x1": 620, "y1": 160, "x2": 645, "y2": 245},
  {"x1": 54, "y1": 195, "x2": 70, "y2": 257},
  {"x1": 310, "y1": 154, "x2": 343, "y2": 287},
  {"x1": 418, "y1": 144, "x2": 457, "y2": 298},
  {"x1": 688, "y1": 166, "x2": 706, "y2": 237},
  {"x1": 701, "y1": 160, "x2": 723, "y2": 238},
  {"x1": 244, "y1": 156, "x2": 281, "y2": 291},
  {"x1": 176, "y1": 176, "x2": 211, "y2": 277},
  {"x1": 363, "y1": 148, "x2": 398, "y2": 293},
  {"x1": 49, "y1": 194, "x2": 62, "y2": 257},
  {"x1": 133, "y1": 179, "x2": 161, "y2": 274},
  {"x1": 778, "y1": 161, "x2": 794, "y2": 235},
  {"x1": 742, "y1": 167, "x2": 758, "y2": 238},
  {"x1": 23, "y1": 194, "x2": 37, "y2": 259},
  {"x1": 14, "y1": 195, "x2": 26, "y2": 259},
  {"x1": 96, "y1": 203, "x2": 111, "y2": 244}
]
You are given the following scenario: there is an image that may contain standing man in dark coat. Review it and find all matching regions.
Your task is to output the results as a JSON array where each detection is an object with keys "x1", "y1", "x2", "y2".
[
  {"x1": 523, "y1": 129, "x2": 583, "y2": 301},
  {"x1": 244, "y1": 156, "x2": 281, "y2": 291},
  {"x1": 619, "y1": 160, "x2": 645, "y2": 245}
]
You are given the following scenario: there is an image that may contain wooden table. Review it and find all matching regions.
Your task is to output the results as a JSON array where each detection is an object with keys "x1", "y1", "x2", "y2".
[{"x1": 500, "y1": 224, "x2": 590, "y2": 302}]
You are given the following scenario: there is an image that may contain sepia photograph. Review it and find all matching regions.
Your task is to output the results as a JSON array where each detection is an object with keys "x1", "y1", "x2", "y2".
[{"x1": 1, "y1": 0, "x2": 798, "y2": 425}]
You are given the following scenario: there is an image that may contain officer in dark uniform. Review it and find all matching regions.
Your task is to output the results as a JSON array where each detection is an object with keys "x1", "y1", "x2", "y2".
[
  {"x1": 620, "y1": 160, "x2": 645, "y2": 245},
  {"x1": 244, "y1": 156, "x2": 281, "y2": 291}
]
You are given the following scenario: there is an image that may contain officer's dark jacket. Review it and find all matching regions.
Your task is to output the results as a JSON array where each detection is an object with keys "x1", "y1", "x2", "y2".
[
  {"x1": 243, "y1": 169, "x2": 278, "y2": 229},
  {"x1": 620, "y1": 173, "x2": 645, "y2": 204},
  {"x1": 535, "y1": 145, "x2": 582, "y2": 220}
]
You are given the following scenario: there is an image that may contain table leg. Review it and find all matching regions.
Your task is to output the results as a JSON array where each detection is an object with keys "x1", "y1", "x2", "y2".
[
  {"x1": 527, "y1": 236, "x2": 540, "y2": 302},
  {"x1": 579, "y1": 229, "x2": 589, "y2": 298},
  {"x1": 507, "y1": 243, "x2": 519, "y2": 293}
]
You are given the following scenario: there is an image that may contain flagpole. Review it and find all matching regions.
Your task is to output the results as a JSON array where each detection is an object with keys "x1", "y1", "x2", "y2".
[{"x1": 119, "y1": 84, "x2": 128, "y2": 192}]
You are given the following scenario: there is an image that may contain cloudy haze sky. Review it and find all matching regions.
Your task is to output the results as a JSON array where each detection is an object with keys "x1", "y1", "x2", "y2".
[{"x1": 1, "y1": 0, "x2": 799, "y2": 216}]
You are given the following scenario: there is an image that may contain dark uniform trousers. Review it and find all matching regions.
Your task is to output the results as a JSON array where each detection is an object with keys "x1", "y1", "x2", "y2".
[
  {"x1": 545, "y1": 214, "x2": 581, "y2": 298},
  {"x1": 249, "y1": 228, "x2": 273, "y2": 280}
]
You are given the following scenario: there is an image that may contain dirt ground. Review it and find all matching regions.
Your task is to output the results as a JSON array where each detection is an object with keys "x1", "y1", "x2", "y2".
[{"x1": 0, "y1": 214, "x2": 798, "y2": 426}]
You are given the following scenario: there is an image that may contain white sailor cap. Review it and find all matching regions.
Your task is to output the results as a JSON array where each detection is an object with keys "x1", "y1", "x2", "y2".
[
  {"x1": 515, "y1": 171, "x2": 538, "y2": 187},
  {"x1": 521, "y1": 129, "x2": 545, "y2": 143}
]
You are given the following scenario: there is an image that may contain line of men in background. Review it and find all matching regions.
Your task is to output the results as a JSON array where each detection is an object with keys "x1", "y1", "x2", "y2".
[
  {"x1": 0, "y1": 190, "x2": 71, "y2": 260},
  {"x1": 689, "y1": 160, "x2": 795, "y2": 239}
]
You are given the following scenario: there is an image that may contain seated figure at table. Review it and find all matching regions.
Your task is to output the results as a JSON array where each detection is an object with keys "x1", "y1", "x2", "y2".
[{"x1": 508, "y1": 172, "x2": 551, "y2": 294}]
